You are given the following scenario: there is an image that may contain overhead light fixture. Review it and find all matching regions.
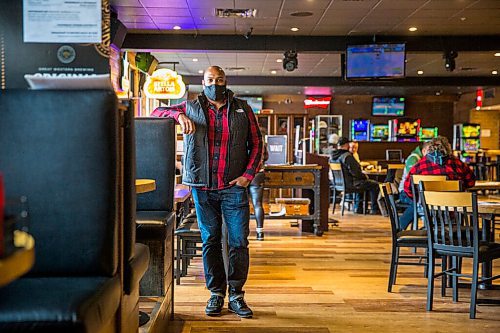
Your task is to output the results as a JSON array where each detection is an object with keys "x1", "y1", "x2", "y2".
[
  {"x1": 443, "y1": 50, "x2": 458, "y2": 72},
  {"x1": 173, "y1": 25, "x2": 181, "y2": 30},
  {"x1": 192, "y1": 58, "x2": 198, "y2": 62},
  {"x1": 276, "y1": 59, "x2": 282, "y2": 63},
  {"x1": 283, "y1": 50, "x2": 298, "y2": 72},
  {"x1": 408, "y1": 27, "x2": 417, "y2": 32},
  {"x1": 271, "y1": 70, "x2": 277, "y2": 74},
  {"x1": 417, "y1": 70, "x2": 424, "y2": 75},
  {"x1": 215, "y1": 8, "x2": 257, "y2": 18},
  {"x1": 290, "y1": 27, "x2": 299, "y2": 32},
  {"x1": 493, "y1": 70, "x2": 498, "y2": 75},
  {"x1": 495, "y1": 52, "x2": 500, "y2": 57},
  {"x1": 244, "y1": 27, "x2": 253, "y2": 39},
  {"x1": 198, "y1": 70, "x2": 203, "y2": 74},
  {"x1": 460, "y1": 17, "x2": 466, "y2": 21}
]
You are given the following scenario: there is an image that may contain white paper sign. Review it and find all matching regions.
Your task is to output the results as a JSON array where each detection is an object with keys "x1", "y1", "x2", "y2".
[{"x1": 23, "y1": 0, "x2": 102, "y2": 43}]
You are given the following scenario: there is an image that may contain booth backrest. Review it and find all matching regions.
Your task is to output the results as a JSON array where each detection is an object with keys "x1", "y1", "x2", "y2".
[
  {"x1": 0, "y1": 90, "x2": 120, "y2": 277},
  {"x1": 135, "y1": 118, "x2": 176, "y2": 212}
]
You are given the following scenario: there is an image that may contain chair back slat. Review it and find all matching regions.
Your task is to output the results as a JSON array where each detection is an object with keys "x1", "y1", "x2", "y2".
[
  {"x1": 330, "y1": 163, "x2": 345, "y2": 189},
  {"x1": 387, "y1": 164, "x2": 404, "y2": 170},
  {"x1": 379, "y1": 183, "x2": 402, "y2": 235},
  {"x1": 421, "y1": 191, "x2": 479, "y2": 255},
  {"x1": 420, "y1": 180, "x2": 462, "y2": 192}
]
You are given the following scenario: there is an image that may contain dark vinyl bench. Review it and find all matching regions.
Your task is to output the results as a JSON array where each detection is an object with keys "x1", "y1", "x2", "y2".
[{"x1": 0, "y1": 90, "x2": 149, "y2": 333}]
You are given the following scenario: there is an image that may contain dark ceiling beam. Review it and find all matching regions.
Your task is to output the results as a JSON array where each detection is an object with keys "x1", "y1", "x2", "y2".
[
  {"x1": 123, "y1": 34, "x2": 500, "y2": 52},
  {"x1": 182, "y1": 76, "x2": 500, "y2": 86}
]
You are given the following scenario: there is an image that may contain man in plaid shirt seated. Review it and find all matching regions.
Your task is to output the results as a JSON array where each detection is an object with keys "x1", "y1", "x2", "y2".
[{"x1": 399, "y1": 136, "x2": 475, "y2": 230}]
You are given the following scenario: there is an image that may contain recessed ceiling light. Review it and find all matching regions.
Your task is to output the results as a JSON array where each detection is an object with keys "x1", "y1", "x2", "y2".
[
  {"x1": 271, "y1": 70, "x2": 277, "y2": 74},
  {"x1": 198, "y1": 70, "x2": 203, "y2": 74},
  {"x1": 276, "y1": 59, "x2": 283, "y2": 63},
  {"x1": 435, "y1": 91, "x2": 441, "y2": 96},
  {"x1": 495, "y1": 52, "x2": 500, "y2": 57},
  {"x1": 492, "y1": 70, "x2": 498, "y2": 75},
  {"x1": 173, "y1": 25, "x2": 181, "y2": 30},
  {"x1": 245, "y1": 90, "x2": 250, "y2": 94},
  {"x1": 409, "y1": 27, "x2": 417, "y2": 32},
  {"x1": 192, "y1": 58, "x2": 198, "y2": 62},
  {"x1": 460, "y1": 17, "x2": 466, "y2": 21},
  {"x1": 417, "y1": 70, "x2": 424, "y2": 75},
  {"x1": 290, "y1": 27, "x2": 299, "y2": 32}
]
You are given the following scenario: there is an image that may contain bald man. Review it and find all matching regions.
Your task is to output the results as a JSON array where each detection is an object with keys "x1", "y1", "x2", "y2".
[{"x1": 152, "y1": 66, "x2": 263, "y2": 318}]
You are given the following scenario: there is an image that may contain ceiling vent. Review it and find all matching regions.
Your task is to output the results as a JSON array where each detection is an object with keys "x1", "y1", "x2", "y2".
[
  {"x1": 290, "y1": 11, "x2": 313, "y2": 17},
  {"x1": 225, "y1": 67, "x2": 246, "y2": 72},
  {"x1": 215, "y1": 8, "x2": 257, "y2": 18}
]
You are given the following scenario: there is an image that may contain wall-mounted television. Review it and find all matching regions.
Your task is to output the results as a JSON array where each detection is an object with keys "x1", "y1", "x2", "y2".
[
  {"x1": 346, "y1": 43, "x2": 406, "y2": 79},
  {"x1": 372, "y1": 97, "x2": 405, "y2": 116},
  {"x1": 238, "y1": 96, "x2": 263, "y2": 113},
  {"x1": 370, "y1": 124, "x2": 389, "y2": 141}
]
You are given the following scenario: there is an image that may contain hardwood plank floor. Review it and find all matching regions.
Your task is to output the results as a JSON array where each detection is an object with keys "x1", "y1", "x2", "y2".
[{"x1": 143, "y1": 210, "x2": 500, "y2": 333}]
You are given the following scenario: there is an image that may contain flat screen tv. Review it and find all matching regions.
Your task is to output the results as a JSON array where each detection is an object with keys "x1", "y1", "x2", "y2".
[
  {"x1": 346, "y1": 43, "x2": 406, "y2": 79},
  {"x1": 238, "y1": 96, "x2": 263, "y2": 113},
  {"x1": 370, "y1": 124, "x2": 389, "y2": 141},
  {"x1": 372, "y1": 97, "x2": 405, "y2": 116}
]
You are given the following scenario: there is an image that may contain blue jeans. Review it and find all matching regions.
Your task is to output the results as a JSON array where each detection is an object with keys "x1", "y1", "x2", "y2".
[
  {"x1": 191, "y1": 185, "x2": 250, "y2": 299},
  {"x1": 398, "y1": 191, "x2": 414, "y2": 230}
]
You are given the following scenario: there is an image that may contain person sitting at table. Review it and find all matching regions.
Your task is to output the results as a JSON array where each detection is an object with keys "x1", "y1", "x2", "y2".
[
  {"x1": 349, "y1": 141, "x2": 360, "y2": 163},
  {"x1": 400, "y1": 136, "x2": 476, "y2": 230},
  {"x1": 330, "y1": 137, "x2": 380, "y2": 214}
]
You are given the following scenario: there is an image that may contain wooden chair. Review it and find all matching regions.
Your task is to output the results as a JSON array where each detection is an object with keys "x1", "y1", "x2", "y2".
[
  {"x1": 330, "y1": 163, "x2": 367, "y2": 215},
  {"x1": 419, "y1": 191, "x2": 500, "y2": 319},
  {"x1": 379, "y1": 183, "x2": 429, "y2": 292},
  {"x1": 410, "y1": 175, "x2": 447, "y2": 229}
]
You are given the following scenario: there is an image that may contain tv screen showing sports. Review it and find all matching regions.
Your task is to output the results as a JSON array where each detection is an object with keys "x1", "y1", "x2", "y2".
[
  {"x1": 239, "y1": 96, "x2": 263, "y2": 113},
  {"x1": 346, "y1": 43, "x2": 406, "y2": 79},
  {"x1": 372, "y1": 97, "x2": 405, "y2": 116}
]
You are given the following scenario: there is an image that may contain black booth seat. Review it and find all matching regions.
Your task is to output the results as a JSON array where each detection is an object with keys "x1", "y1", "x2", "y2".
[
  {"x1": 0, "y1": 277, "x2": 121, "y2": 333},
  {"x1": 0, "y1": 90, "x2": 149, "y2": 333},
  {"x1": 134, "y1": 118, "x2": 177, "y2": 300}
]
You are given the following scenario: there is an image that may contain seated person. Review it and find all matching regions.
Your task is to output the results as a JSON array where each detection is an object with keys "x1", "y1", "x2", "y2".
[
  {"x1": 349, "y1": 141, "x2": 360, "y2": 163},
  {"x1": 330, "y1": 137, "x2": 380, "y2": 214},
  {"x1": 399, "y1": 136, "x2": 475, "y2": 230}
]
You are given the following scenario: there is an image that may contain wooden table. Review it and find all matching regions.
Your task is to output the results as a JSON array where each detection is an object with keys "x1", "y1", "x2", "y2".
[
  {"x1": 362, "y1": 169, "x2": 388, "y2": 177},
  {"x1": 477, "y1": 198, "x2": 500, "y2": 289},
  {"x1": 136, "y1": 179, "x2": 156, "y2": 194},
  {"x1": 469, "y1": 180, "x2": 500, "y2": 192},
  {"x1": 0, "y1": 231, "x2": 35, "y2": 287}
]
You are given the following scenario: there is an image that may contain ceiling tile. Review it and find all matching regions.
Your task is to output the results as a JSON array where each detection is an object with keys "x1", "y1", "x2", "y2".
[
  {"x1": 111, "y1": 0, "x2": 142, "y2": 6},
  {"x1": 113, "y1": 6, "x2": 148, "y2": 16},
  {"x1": 148, "y1": 7, "x2": 192, "y2": 16},
  {"x1": 376, "y1": 0, "x2": 428, "y2": 10},
  {"x1": 186, "y1": 0, "x2": 234, "y2": 8},
  {"x1": 235, "y1": 0, "x2": 283, "y2": 11},
  {"x1": 141, "y1": 0, "x2": 189, "y2": 8},
  {"x1": 421, "y1": 0, "x2": 476, "y2": 10},
  {"x1": 121, "y1": 15, "x2": 153, "y2": 23},
  {"x1": 281, "y1": 0, "x2": 332, "y2": 11},
  {"x1": 123, "y1": 22, "x2": 158, "y2": 29}
]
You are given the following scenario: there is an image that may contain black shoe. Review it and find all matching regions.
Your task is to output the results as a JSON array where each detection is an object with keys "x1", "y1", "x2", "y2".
[
  {"x1": 256, "y1": 232, "x2": 264, "y2": 241},
  {"x1": 228, "y1": 297, "x2": 253, "y2": 318},
  {"x1": 205, "y1": 295, "x2": 224, "y2": 316}
]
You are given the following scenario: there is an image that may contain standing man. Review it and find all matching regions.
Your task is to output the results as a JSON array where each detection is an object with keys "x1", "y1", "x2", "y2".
[{"x1": 152, "y1": 66, "x2": 263, "y2": 318}]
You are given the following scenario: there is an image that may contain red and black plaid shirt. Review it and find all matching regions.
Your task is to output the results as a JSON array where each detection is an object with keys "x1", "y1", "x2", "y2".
[
  {"x1": 151, "y1": 100, "x2": 262, "y2": 190},
  {"x1": 403, "y1": 155, "x2": 476, "y2": 197}
]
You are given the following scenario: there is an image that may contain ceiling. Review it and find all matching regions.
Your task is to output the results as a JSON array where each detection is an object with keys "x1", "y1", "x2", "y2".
[{"x1": 111, "y1": 0, "x2": 500, "y2": 96}]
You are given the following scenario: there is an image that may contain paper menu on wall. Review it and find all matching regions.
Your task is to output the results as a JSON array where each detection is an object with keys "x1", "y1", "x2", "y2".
[{"x1": 23, "y1": 0, "x2": 102, "y2": 43}]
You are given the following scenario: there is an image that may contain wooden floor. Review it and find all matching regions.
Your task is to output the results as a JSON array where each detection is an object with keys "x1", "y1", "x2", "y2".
[{"x1": 142, "y1": 210, "x2": 500, "y2": 333}]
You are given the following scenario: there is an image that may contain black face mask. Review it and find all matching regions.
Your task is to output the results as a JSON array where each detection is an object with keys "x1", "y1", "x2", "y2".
[{"x1": 203, "y1": 84, "x2": 226, "y2": 101}]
